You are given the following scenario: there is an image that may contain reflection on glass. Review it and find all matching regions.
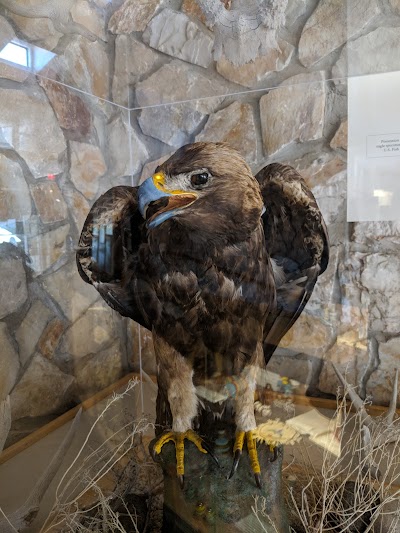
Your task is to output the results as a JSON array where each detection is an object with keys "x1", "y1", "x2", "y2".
[
  {"x1": 373, "y1": 189, "x2": 393, "y2": 207},
  {"x1": 0, "y1": 38, "x2": 55, "y2": 72},
  {"x1": 0, "y1": 224, "x2": 21, "y2": 245},
  {"x1": 91, "y1": 224, "x2": 114, "y2": 275},
  {"x1": 0, "y1": 42, "x2": 28, "y2": 67}
]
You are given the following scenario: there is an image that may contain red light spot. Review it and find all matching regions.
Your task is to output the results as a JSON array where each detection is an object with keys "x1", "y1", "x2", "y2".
[{"x1": 48, "y1": 173, "x2": 56, "y2": 180}]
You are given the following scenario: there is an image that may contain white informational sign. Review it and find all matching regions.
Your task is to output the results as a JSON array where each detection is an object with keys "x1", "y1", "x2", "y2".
[{"x1": 348, "y1": 71, "x2": 400, "y2": 222}]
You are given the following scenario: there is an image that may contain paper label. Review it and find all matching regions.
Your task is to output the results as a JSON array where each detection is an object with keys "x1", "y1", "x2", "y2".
[{"x1": 367, "y1": 133, "x2": 400, "y2": 158}]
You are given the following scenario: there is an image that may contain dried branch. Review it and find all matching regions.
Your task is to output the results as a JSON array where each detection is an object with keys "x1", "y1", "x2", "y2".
[
  {"x1": 253, "y1": 366, "x2": 400, "y2": 532},
  {"x1": 41, "y1": 379, "x2": 160, "y2": 533}
]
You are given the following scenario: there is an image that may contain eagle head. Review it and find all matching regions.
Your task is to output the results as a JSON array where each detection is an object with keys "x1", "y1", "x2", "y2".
[{"x1": 138, "y1": 142, "x2": 264, "y2": 239}]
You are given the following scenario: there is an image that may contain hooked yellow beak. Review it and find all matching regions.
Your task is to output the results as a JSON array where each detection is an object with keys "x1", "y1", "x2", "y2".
[{"x1": 138, "y1": 171, "x2": 198, "y2": 229}]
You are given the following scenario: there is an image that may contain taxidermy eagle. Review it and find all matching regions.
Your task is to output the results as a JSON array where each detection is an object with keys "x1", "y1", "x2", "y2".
[{"x1": 76, "y1": 142, "x2": 329, "y2": 488}]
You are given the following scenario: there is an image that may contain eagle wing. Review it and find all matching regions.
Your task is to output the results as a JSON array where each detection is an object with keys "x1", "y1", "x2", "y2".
[
  {"x1": 256, "y1": 163, "x2": 329, "y2": 364},
  {"x1": 76, "y1": 186, "x2": 158, "y2": 330}
]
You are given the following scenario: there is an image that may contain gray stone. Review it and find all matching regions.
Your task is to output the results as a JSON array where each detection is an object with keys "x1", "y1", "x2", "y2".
[
  {"x1": 306, "y1": 245, "x2": 343, "y2": 320},
  {"x1": 312, "y1": 170, "x2": 346, "y2": 227},
  {"x1": 28, "y1": 224, "x2": 70, "y2": 275},
  {"x1": 56, "y1": 36, "x2": 109, "y2": 100},
  {"x1": 30, "y1": 182, "x2": 68, "y2": 224},
  {"x1": 70, "y1": 141, "x2": 106, "y2": 200},
  {"x1": 135, "y1": 60, "x2": 227, "y2": 111},
  {"x1": 285, "y1": 0, "x2": 310, "y2": 26},
  {"x1": 299, "y1": 0, "x2": 380, "y2": 68},
  {"x1": 139, "y1": 104, "x2": 205, "y2": 147},
  {"x1": 260, "y1": 72, "x2": 326, "y2": 156},
  {"x1": 390, "y1": 0, "x2": 400, "y2": 14},
  {"x1": 0, "y1": 88, "x2": 66, "y2": 179},
  {"x1": 0, "y1": 154, "x2": 32, "y2": 221},
  {"x1": 62, "y1": 187, "x2": 89, "y2": 234},
  {"x1": 74, "y1": 341, "x2": 124, "y2": 396},
  {"x1": 181, "y1": 0, "x2": 209, "y2": 27},
  {"x1": 333, "y1": 27, "x2": 400, "y2": 79},
  {"x1": 353, "y1": 221, "x2": 400, "y2": 253},
  {"x1": 318, "y1": 342, "x2": 367, "y2": 397},
  {"x1": 0, "y1": 61, "x2": 30, "y2": 82},
  {"x1": 143, "y1": 8, "x2": 214, "y2": 68},
  {"x1": 195, "y1": 101, "x2": 257, "y2": 164},
  {"x1": 8, "y1": 4, "x2": 62, "y2": 50},
  {"x1": 330, "y1": 119, "x2": 348, "y2": 151},
  {"x1": 279, "y1": 311, "x2": 334, "y2": 358},
  {"x1": 16, "y1": 300, "x2": 53, "y2": 366},
  {"x1": 0, "y1": 253, "x2": 28, "y2": 319},
  {"x1": 136, "y1": 61, "x2": 227, "y2": 146},
  {"x1": 374, "y1": 338, "x2": 400, "y2": 404},
  {"x1": 0, "y1": 323, "x2": 20, "y2": 402},
  {"x1": 206, "y1": 0, "x2": 287, "y2": 66},
  {"x1": 0, "y1": 15, "x2": 15, "y2": 49},
  {"x1": 59, "y1": 300, "x2": 119, "y2": 360},
  {"x1": 38, "y1": 72, "x2": 92, "y2": 140},
  {"x1": 286, "y1": 152, "x2": 346, "y2": 189},
  {"x1": 360, "y1": 253, "x2": 400, "y2": 334},
  {"x1": 216, "y1": 39, "x2": 294, "y2": 88},
  {"x1": 43, "y1": 261, "x2": 99, "y2": 322},
  {"x1": 140, "y1": 154, "x2": 173, "y2": 185},
  {"x1": 10, "y1": 353, "x2": 75, "y2": 419},
  {"x1": 108, "y1": 115, "x2": 149, "y2": 177},
  {"x1": 38, "y1": 318, "x2": 66, "y2": 360},
  {"x1": 70, "y1": 0, "x2": 107, "y2": 41},
  {"x1": 361, "y1": 253, "x2": 400, "y2": 296},
  {"x1": 112, "y1": 36, "x2": 161, "y2": 107},
  {"x1": 108, "y1": 0, "x2": 161, "y2": 33}
]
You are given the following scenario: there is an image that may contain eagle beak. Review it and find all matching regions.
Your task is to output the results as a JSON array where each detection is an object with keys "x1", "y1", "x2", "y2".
[{"x1": 138, "y1": 173, "x2": 197, "y2": 228}]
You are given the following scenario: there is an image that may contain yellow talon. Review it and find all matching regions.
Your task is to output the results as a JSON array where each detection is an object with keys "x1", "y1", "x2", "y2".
[
  {"x1": 233, "y1": 430, "x2": 245, "y2": 452},
  {"x1": 153, "y1": 429, "x2": 207, "y2": 477},
  {"x1": 246, "y1": 431, "x2": 261, "y2": 474},
  {"x1": 232, "y1": 430, "x2": 261, "y2": 475}
]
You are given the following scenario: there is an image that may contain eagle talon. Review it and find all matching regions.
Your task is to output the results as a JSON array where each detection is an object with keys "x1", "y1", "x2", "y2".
[
  {"x1": 201, "y1": 440, "x2": 220, "y2": 468},
  {"x1": 229, "y1": 430, "x2": 261, "y2": 487},
  {"x1": 228, "y1": 449, "x2": 242, "y2": 479},
  {"x1": 269, "y1": 446, "x2": 279, "y2": 462},
  {"x1": 151, "y1": 429, "x2": 208, "y2": 483}
]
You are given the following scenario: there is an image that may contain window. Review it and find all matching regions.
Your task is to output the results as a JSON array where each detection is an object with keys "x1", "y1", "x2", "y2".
[{"x1": 0, "y1": 41, "x2": 29, "y2": 67}]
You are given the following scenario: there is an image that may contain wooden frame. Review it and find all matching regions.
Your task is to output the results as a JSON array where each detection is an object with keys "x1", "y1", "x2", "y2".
[{"x1": 1, "y1": 372, "x2": 397, "y2": 466}]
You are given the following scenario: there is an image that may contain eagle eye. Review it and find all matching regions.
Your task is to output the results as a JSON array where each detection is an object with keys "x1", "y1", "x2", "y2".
[{"x1": 190, "y1": 172, "x2": 209, "y2": 189}]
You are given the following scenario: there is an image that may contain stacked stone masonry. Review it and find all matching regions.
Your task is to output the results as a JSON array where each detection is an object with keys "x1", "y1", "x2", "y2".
[{"x1": 1, "y1": 0, "x2": 400, "y2": 443}]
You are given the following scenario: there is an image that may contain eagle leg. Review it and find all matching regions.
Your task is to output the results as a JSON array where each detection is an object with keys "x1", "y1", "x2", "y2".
[
  {"x1": 228, "y1": 430, "x2": 262, "y2": 489},
  {"x1": 152, "y1": 334, "x2": 218, "y2": 487},
  {"x1": 229, "y1": 363, "x2": 263, "y2": 488},
  {"x1": 152, "y1": 429, "x2": 209, "y2": 488}
]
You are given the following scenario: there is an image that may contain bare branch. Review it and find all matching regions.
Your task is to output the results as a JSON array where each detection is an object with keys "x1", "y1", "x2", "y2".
[{"x1": 332, "y1": 363, "x2": 375, "y2": 429}]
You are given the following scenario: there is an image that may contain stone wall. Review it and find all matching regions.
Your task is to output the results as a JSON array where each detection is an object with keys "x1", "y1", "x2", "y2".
[{"x1": 1, "y1": 0, "x2": 400, "y2": 443}]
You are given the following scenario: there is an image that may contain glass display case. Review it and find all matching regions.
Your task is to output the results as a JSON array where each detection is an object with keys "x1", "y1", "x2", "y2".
[{"x1": 0, "y1": 0, "x2": 400, "y2": 531}]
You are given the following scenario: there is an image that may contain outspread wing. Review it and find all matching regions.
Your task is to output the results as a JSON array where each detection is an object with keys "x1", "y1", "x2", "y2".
[
  {"x1": 256, "y1": 163, "x2": 329, "y2": 364},
  {"x1": 76, "y1": 186, "x2": 156, "y2": 330}
]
